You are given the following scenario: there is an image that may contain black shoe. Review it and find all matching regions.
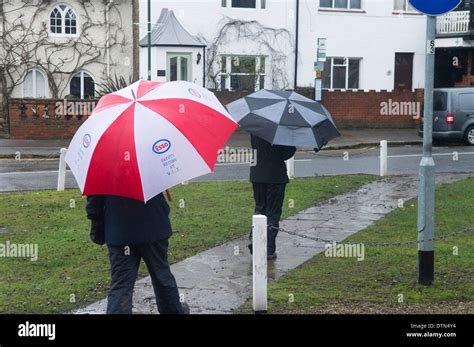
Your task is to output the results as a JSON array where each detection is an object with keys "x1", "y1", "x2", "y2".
[{"x1": 267, "y1": 252, "x2": 277, "y2": 260}]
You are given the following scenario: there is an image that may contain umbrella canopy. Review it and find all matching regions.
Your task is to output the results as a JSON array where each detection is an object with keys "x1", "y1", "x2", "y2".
[
  {"x1": 226, "y1": 90, "x2": 340, "y2": 148},
  {"x1": 65, "y1": 80, "x2": 238, "y2": 202}
]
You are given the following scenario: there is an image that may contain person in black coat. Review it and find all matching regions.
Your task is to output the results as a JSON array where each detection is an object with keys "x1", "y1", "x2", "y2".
[
  {"x1": 249, "y1": 135, "x2": 296, "y2": 259},
  {"x1": 86, "y1": 193, "x2": 187, "y2": 314}
]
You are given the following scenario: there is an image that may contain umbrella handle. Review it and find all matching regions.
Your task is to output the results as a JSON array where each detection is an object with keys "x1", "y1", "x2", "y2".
[{"x1": 165, "y1": 189, "x2": 173, "y2": 202}]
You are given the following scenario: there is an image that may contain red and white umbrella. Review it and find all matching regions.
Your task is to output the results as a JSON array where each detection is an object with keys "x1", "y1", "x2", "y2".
[{"x1": 65, "y1": 80, "x2": 239, "y2": 202}]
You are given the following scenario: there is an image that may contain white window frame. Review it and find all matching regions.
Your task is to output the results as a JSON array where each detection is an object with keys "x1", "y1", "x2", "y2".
[
  {"x1": 222, "y1": 0, "x2": 266, "y2": 9},
  {"x1": 393, "y1": 0, "x2": 417, "y2": 13},
  {"x1": 70, "y1": 71, "x2": 95, "y2": 99},
  {"x1": 322, "y1": 57, "x2": 361, "y2": 90},
  {"x1": 22, "y1": 69, "x2": 49, "y2": 98},
  {"x1": 319, "y1": 0, "x2": 363, "y2": 10},
  {"x1": 218, "y1": 55, "x2": 266, "y2": 91},
  {"x1": 166, "y1": 52, "x2": 193, "y2": 82},
  {"x1": 49, "y1": 4, "x2": 79, "y2": 37}
]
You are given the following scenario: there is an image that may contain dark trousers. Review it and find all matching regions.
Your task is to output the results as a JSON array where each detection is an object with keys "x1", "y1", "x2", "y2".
[
  {"x1": 106, "y1": 239, "x2": 183, "y2": 314},
  {"x1": 251, "y1": 182, "x2": 286, "y2": 254}
]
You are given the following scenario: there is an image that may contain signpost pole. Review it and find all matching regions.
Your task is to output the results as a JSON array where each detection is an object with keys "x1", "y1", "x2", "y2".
[
  {"x1": 417, "y1": 15, "x2": 437, "y2": 286},
  {"x1": 147, "y1": 0, "x2": 152, "y2": 81}
]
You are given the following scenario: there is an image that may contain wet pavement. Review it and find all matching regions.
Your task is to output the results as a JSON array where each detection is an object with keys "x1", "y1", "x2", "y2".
[
  {"x1": 0, "y1": 128, "x2": 422, "y2": 158},
  {"x1": 72, "y1": 172, "x2": 472, "y2": 314},
  {"x1": 1, "y1": 144, "x2": 473, "y2": 192}
]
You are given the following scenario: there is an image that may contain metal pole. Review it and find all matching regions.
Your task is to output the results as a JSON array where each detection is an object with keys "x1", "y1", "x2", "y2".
[
  {"x1": 252, "y1": 215, "x2": 267, "y2": 313},
  {"x1": 57, "y1": 148, "x2": 67, "y2": 192},
  {"x1": 380, "y1": 140, "x2": 388, "y2": 177},
  {"x1": 147, "y1": 0, "x2": 152, "y2": 81},
  {"x1": 417, "y1": 15, "x2": 436, "y2": 286}
]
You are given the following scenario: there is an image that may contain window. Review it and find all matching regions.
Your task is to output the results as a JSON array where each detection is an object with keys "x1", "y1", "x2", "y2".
[
  {"x1": 23, "y1": 69, "x2": 48, "y2": 98},
  {"x1": 320, "y1": 0, "x2": 362, "y2": 10},
  {"x1": 459, "y1": 93, "x2": 474, "y2": 112},
  {"x1": 433, "y1": 92, "x2": 448, "y2": 111},
  {"x1": 232, "y1": 0, "x2": 256, "y2": 9},
  {"x1": 166, "y1": 53, "x2": 192, "y2": 82},
  {"x1": 70, "y1": 71, "x2": 95, "y2": 99},
  {"x1": 322, "y1": 57, "x2": 360, "y2": 89},
  {"x1": 49, "y1": 4, "x2": 78, "y2": 36},
  {"x1": 219, "y1": 55, "x2": 266, "y2": 91},
  {"x1": 393, "y1": 0, "x2": 416, "y2": 12}
]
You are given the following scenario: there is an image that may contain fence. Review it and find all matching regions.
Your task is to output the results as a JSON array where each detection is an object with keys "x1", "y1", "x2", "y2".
[
  {"x1": 436, "y1": 10, "x2": 470, "y2": 34},
  {"x1": 8, "y1": 98, "x2": 98, "y2": 139}
]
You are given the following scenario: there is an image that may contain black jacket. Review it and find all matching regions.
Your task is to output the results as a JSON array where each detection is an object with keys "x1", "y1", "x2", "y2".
[
  {"x1": 86, "y1": 193, "x2": 172, "y2": 246},
  {"x1": 249, "y1": 135, "x2": 296, "y2": 184}
]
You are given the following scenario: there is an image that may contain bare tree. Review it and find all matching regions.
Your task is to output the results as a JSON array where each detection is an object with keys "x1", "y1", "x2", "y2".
[{"x1": 0, "y1": 0, "x2": 129, "y2": 129}]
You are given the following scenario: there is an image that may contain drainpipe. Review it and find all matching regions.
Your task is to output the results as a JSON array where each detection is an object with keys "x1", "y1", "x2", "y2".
[
  {"x1": 294, "y1": 0, "x2": 299, "y2": 90},
  {"x1": 106, "y1": 0, "x2": 114, "y2": 78},
  {"x1": 202, "y1": 47, "x2": 206, "y2": 88}
]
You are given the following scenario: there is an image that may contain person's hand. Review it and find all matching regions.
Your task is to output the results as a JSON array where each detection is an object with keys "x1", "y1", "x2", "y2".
[{"x1": 90, "y1": 220, "x2": 105, "y2": 245}]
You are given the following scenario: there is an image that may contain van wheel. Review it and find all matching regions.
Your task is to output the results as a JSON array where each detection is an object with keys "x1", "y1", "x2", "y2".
[{"x1": 465, "y1": 126, "x2": 474, "y2": 146}]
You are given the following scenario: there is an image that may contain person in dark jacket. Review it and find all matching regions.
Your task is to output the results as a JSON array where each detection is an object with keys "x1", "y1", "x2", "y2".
[
  {"x1": 249, "y1": 135, "x2": 296, "y2": 259},
  {"x1": 86, "y1": 193, "x2": 187, "y2": 314}
]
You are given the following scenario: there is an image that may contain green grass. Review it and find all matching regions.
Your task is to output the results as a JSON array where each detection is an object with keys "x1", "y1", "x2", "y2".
[
  {"x1": 0, "y1": 175, "x2": 375, "y2": 314},
  {"x1": 238, "y1": 176, "x2": 474, "y2": 314}
]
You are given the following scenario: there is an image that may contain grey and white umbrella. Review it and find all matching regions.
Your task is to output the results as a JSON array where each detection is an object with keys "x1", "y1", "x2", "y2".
[{"x1": 226, "y1": 90, "x2": 340, "y2": 148}]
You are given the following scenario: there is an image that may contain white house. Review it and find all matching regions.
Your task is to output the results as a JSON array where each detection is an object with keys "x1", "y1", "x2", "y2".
[
  {"x1": 139, "y1": 0, "x2": 429, "y2": 92},
  {"x1": 1, "y1": 0, "x2": 138, "y2": 100}
]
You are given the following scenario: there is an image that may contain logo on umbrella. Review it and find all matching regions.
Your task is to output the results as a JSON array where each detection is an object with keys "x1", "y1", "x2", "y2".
[
  {"x1": 152, "y1": 139, "x2": 171, "y2": 154},
  {"x1": 188, "y1": 88, "x2": 201, "y2": 98},
  {"x1": 82, "y1": 134, "x2": 91, "y2": 148}
]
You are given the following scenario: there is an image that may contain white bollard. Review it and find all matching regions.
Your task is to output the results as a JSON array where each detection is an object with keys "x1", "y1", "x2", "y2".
[
  {"x1": 380, "y1": 140, "x2": 388, "y2": 177},
  {"x1": 252, "y1": 214, "x2": 267, "y2": 313},
  {"x1": 57, "y1": 148, "x2": 67, "y2": 191},
  {"x1": 286, "y1": 156, "x2": 295, "y2": 180}
]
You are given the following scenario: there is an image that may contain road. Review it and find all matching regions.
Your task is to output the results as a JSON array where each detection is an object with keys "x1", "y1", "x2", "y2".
[{"x1": 0, "y1": 144, "x2": 473, "y2": 192}]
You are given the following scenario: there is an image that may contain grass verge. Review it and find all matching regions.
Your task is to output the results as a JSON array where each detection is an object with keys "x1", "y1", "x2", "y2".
[
  {"x1": 0, "y1": 175, "x2": 376, "y2": 313},
  {"x1": 238, "y1": 176, "x2": 474, "y2": 314}
]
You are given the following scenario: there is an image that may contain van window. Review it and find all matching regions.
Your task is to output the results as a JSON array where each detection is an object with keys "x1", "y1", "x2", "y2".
[
  {"x1": 433, "y1": 91, "x2": 447, "y2": 111},
  {"x1": 459, "y1": 93, "x2": 474, "y2": 112}
]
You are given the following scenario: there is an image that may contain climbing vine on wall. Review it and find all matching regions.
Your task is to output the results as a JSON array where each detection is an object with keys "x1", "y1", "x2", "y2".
[{"x1": 196, "y1": 17, "x2": 294, "y2": 91}]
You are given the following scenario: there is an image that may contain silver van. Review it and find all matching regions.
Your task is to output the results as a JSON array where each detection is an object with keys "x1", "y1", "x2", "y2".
[{"x1": 419, "y1": 88, "x2": 474, "y2": 146}]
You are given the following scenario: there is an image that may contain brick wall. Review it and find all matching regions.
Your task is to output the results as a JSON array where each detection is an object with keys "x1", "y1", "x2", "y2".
[
  {"x1": 8, "y1": 89, "x2": 424, "y2": 139},
  {"x1": 215, "y1": 88, "x2": 424, "y2": 129},
  {"x1": 8, "y1": 99, "x2": 97, "y2": 139},
  {"x1": 0, "y1": 76, "x2": 6, "y2": 136},
  {"x1": 455, "y1": 50, "x2": 474, "y2": 87}
]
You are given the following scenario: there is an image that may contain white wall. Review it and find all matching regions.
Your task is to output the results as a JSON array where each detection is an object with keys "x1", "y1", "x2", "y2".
[
  {"x1": 139, "y1": 0, "x2": 296, "y2": 90},
  {"x1": 140, "y1": 0, "x2": 427, "y2": 91},
  {"x1": 298, "y1": 0, "x2": 427, "y2": 91},
  {"x1": 140, "y1": 46, "x2": 205, "y2": 85}
]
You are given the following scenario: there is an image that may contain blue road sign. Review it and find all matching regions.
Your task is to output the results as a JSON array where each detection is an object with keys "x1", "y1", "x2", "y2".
[{"x1": 409, "y1": 0, "x2": 462, "y2": 16}]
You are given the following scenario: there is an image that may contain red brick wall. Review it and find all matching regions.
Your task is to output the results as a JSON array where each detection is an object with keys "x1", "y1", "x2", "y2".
[
  {"x1": 320, "y1": 89, "x2": 424, "y2": 128},
  {"x1": 215, "y1": 88, "x2": 424, "y2": 129},
  {"x1": 8, "y1": 89, "x2": 424, "y2": 139},
  {"x1": 9, "y1": 99, "x2": 97, "y2": 139},
  {"x1": 455, "y1": 50, "x2": 474, "y2": 88}
]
